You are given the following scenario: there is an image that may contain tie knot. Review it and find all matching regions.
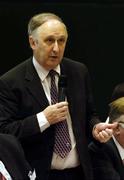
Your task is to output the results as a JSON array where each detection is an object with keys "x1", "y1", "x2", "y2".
[{"x1": 49, "y1": 70, "x2": 58, "y2": 78}]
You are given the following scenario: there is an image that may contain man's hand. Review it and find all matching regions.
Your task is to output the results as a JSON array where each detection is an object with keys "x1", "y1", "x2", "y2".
[
  {"x1": 92, "y1": 122, "x2": 118, "y2": 143},
  {"x1": 43, "y1": 102, "x2": 68, "y2": 125}
]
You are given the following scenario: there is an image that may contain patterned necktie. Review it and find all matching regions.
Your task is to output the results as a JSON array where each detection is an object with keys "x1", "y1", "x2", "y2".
[
  {"x1": 0, "y1": 173, "x2": 6, "y2": 180},
  {"x1": 49, "y1": 70, "x2": 72, "y2": 158}
]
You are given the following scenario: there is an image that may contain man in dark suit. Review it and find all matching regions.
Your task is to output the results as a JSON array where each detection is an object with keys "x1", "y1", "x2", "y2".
[
  {"x1": 0, "y1": 134, "x2": 35, "y2": 180},
  {"x1": 88, "y1": 97, "x2": 124, "y2": 180},
  {"x1": 0, "y1": 12, "x2": 117, "y2": 180}
]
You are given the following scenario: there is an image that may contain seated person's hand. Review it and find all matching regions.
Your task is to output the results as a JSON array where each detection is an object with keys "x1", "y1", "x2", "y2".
[{"x1": 92, "y1": 122, "x2": 118, "y2": 143}]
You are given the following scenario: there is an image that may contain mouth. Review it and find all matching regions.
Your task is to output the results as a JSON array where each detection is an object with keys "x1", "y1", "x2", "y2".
[{"x1": 50, "y1": 56, "x2": 59, "y2": 60}]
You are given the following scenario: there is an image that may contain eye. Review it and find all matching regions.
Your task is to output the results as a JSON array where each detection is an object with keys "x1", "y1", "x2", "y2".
[
  {"x1": 58, "y1": 38, "x2": 66, "y2": 44},
  {"x1": 45, "y1": 38, "x2": 55, "y2": 45},
  {"x1": 48, "y1": 38, "x2": 54, "y2": 42}
]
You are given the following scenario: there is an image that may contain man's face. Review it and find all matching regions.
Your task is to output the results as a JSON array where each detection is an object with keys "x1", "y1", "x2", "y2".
[
  {"x1": 29, "y1": 19, "x2": 68, "y2": 70},
  {"x1": 114, "y1": 115, "x2": 124, "y2": 148},
  {"x1": 117, "y1": 125, "x2": 124, "y2": 148}
]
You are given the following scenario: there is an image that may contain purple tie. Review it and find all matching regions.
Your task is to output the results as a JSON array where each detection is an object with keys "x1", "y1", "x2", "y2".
[{"x1": 49, "y1": 70, "x2": 71, "y2": 158}]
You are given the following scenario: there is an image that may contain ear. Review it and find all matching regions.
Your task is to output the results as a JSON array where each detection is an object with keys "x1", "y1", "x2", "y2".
[{"x1": 29, "y1": 36, "x2": 37, "y2": 50}]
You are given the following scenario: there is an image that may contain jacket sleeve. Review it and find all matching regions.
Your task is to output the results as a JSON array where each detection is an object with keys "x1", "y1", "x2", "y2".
[{"x1": 0, "y1": 79, "x2": 40, "y2": 140}]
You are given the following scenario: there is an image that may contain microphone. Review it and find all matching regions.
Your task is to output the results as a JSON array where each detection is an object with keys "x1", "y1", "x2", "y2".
[{"x1": 58, "y1": 75, "x2": 67, "y2": 102}]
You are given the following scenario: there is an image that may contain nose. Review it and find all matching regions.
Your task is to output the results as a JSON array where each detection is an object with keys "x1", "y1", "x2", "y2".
[{"x1": 53, "y1": 41, "x2": 59, "y2": 52}]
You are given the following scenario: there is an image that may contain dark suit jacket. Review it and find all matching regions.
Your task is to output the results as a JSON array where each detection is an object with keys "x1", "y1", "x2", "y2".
[
  {"x1": 0, "y1": 134, "x2": 32, "y2": 180},
  {"x1": 0, "y1": 57, "x2": 99, "y2": 180},
  {"x1": 88, "y1": 139, "x2": 124, "y2": 180}
]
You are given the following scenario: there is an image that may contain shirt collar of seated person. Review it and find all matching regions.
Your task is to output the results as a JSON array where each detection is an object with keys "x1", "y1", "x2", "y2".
[
  {"x1": 113, "y1": 116, "x2": 124, "y2": 149},
  {"x1": 109, "y1": 97, "x2": 124, "y2": 148}
]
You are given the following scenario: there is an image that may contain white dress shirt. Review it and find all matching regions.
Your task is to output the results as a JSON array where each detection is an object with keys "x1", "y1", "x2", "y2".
[
  {"x1": 33, "y1": 57, "x2": 80, "y2": 169},
  {"x1": 0, "y1": 161, "x2": 12, "y2": 180}
]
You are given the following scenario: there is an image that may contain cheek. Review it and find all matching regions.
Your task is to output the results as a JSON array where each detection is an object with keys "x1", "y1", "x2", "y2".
[
  {"x1": 61, "y1": 45, "x2": 66, "y2": 51},
  {"x1": 121, "y1": 131, "x2": 124, "y2": 138},
  {"x1": 120, "y1": 131, "x2": 124, "y2": 142},
  {"x1": 37, "y1": 46, "x2": 47, "y2": 57}
]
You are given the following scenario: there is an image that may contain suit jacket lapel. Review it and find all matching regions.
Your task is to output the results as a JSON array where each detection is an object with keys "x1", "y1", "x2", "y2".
[
  {"x1": 25, "y1": 59, "x2": 49, "y2": 108},
  {"x1": 110, "y1": 140, "x2": 124, "y2": 178}
]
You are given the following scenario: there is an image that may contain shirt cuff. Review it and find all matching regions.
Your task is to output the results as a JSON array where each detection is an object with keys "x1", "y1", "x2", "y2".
[{"x1": 37, "y1": 112, "x2": 50, "y2": 132}]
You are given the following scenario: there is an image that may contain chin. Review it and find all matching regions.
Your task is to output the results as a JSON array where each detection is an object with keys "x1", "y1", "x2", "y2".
[
  {"x1": 46, "y1": 63, "x2": 58, "y2": 70},
  {"x1": 50, "y1": 60, "x2": 60, "y2": 66}
]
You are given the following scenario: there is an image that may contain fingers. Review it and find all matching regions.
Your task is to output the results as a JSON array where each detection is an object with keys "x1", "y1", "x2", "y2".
[
  {"x1": 94, "y1": 130, "x2": 112, "y2": 143},
  {"x1": 105, "y1": 128, "x2": 113, "y2": 136},
  {"x1": 98, "y1": 129, "x2": 113, "y2": 143},
  {"x1": 56, "y1": 102, "x2": 68, "y2": 108},
  {"x1": 93, "y1": 122, "x2": 115, "y2": 143},
  {"x1": 43, "y1": 102, "x2": 69, "y2": 125}
]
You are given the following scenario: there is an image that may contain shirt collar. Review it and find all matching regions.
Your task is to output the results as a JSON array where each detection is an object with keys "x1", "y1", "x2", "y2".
[{"x1": 32, "y1": 57, "x2": 60, "y2": 81}]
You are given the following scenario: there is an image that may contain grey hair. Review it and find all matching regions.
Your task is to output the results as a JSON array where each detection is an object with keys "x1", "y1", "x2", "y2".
[{"x1": 28, "y1": 12, "x2": 65, "y2": 35}]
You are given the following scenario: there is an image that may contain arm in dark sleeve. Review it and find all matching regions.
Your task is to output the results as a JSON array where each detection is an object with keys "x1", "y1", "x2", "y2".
[{"x1": 0, "y1": 79, "x2": 40, "y2": 140}]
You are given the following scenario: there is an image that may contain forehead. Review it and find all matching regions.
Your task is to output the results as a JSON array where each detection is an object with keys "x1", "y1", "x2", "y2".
[{"x1": 36, "y1": 19, "x2": 68, "y2": 37}]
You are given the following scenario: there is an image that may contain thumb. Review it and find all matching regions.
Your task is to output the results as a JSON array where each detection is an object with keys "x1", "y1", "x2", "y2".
[{"x1": 109, "y1": 122, "x2": 118, "y2": 129}]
